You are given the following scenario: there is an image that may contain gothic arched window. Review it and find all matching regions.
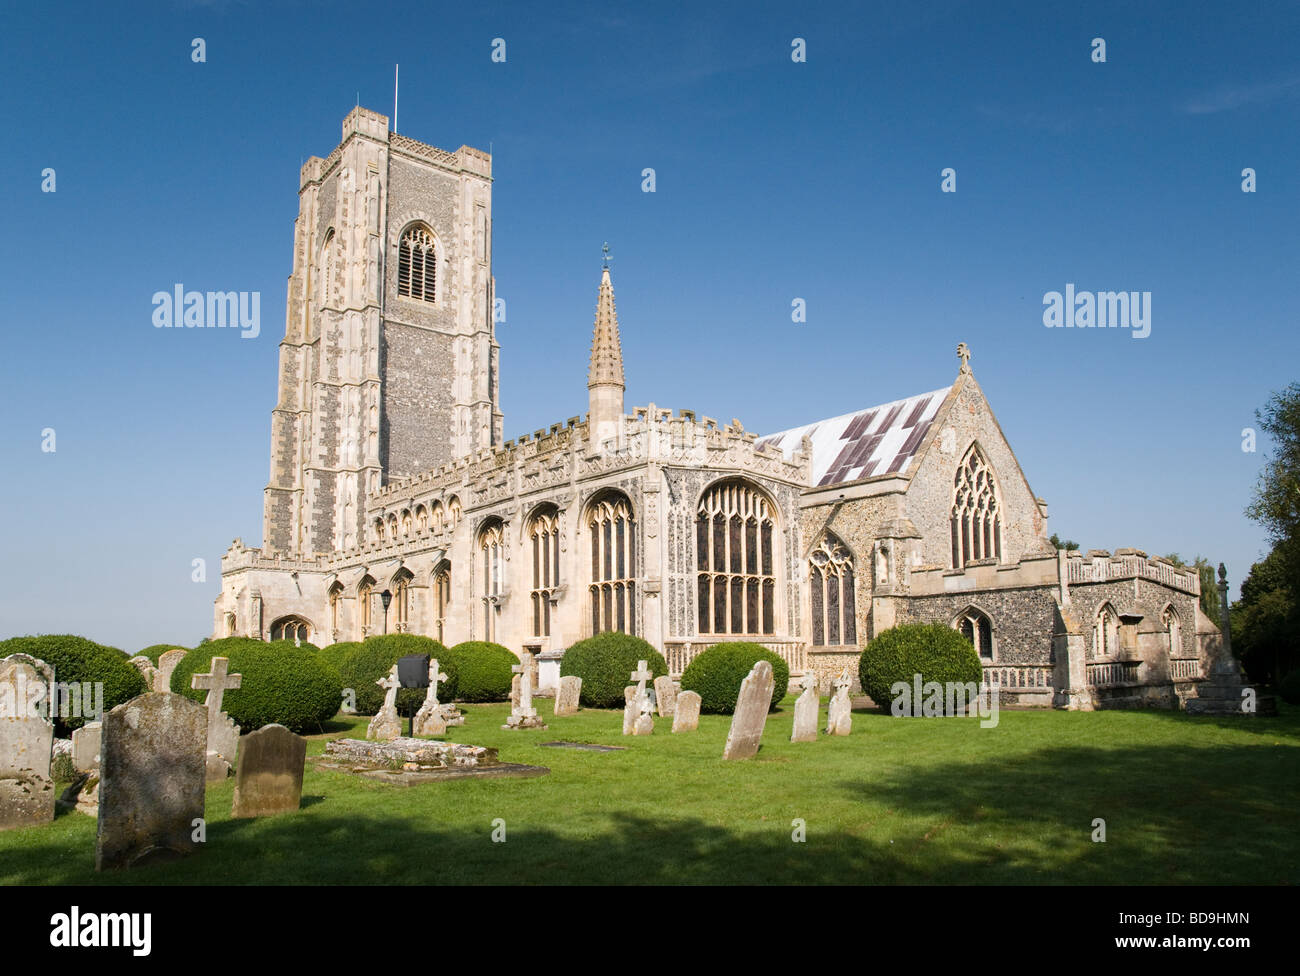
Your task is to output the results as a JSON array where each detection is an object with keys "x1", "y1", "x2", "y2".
[
  {"x1": 696, "y1": 479, "x2": 777, "y2": 636},
  {"x1": 318, "y1": 228, "x2": 337, "y2": 313},
  {"x1": 950, "y1": 443, "x2": 1003, "y2": 568},
  {"x1": 810, "y1": 533, "x2": 856, "y2": 646},
  {"x1": 479, "y1": 520, "x2": 504, "y2": 642},
  {"x1": 392, "y1": 569, "x2": 413, "y2": 632},
  {"x1": 398, "y1": 224, "x2": 437, "y2": 303},
  {"x1": 358, "y1": 575, "x2": 376, "y2": 636},
  {"x1": 588, "y1": 494, "x2": 636, "y2": 635},
  {"x1": 1093, "y1": 603, "x2": 1119, "y2": 659},
  {"x1": 328, "y1": 582, "x2": 343, "y2": 634},
  {"x1": 270, "y1": 615, "x2": 312, "y2": 643},
  {"x1": 530, "y1": 506, "x2": 562, "y2": 637},
  {"x1": 1162, "y1": 604, "x2": 1182, "y2": 656},
  {"x1": 954, "y1": 606, "x2": 995, "y2": 660},
  {"x1": 433, "y1": 562, "x2": 451, "y2": 644}
]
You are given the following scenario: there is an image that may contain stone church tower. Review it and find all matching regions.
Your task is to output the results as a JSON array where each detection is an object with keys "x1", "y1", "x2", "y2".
[{"x1": 262, "y1": 108, "x2": 501, "y2": 556}]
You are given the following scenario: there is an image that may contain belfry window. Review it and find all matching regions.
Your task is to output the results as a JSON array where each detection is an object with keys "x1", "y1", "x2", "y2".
[
  {"x1": 696, "y1": 480, "x2": 777, "y2": 636},
  {"x1": 810, "y1": 534, "x2": 856, "y2": 646},
  {"x1": 950, "y1": 443, "x2": 1002, "y2": 568},
  {"x1": 398, "y1": 225, "x2": 437, "y2": 303}
]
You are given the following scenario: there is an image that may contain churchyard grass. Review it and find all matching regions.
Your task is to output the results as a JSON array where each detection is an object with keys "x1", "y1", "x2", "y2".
[{"x1": 2, "y1": 700, "x2": 1297, "y2": 884}]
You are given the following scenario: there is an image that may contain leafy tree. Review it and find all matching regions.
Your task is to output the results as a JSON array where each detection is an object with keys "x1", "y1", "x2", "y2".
[
  {"x1": 1049, "y1": 533, "x2": 1079, "y2": 551},
  {"x1": 1231, "y1": 547, "x2": 1298, "y2": 686},
  {"x1": 1246, "y1": 382, "x2": 1300, "y2": 574}
]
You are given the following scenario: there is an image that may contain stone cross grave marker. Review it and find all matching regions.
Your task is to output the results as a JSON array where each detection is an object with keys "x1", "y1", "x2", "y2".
[
  {"x1": 368, "y1": 666, "x2": 402, "y2": 741},
  {"x1": 413, "y1": 659, "x2": 450, "y2": 737},
  {"x1": 791, "y1": 671, "x2": 819, "y2": 742},
  {"x1": 825, "y1": 669, "x2": 852, "y2": 736},
  {"x1": 96, "y1": 692, "x2": 206, "y2": 871},
  {"x1": 722, "y1": 660, "x2": 775, "y2": 760},
  {"x1": 672, "y1": 691, "x2": 701, "y2": 732},
  {"x1": 192, "y1": 656, "x2": 243, "y2": 778},
  {"x1": 504, "y1": 652, "x2": 547, "y2": 729},
  {"x1": 231, "y1": 723, "x2": 307, "y2": 818}
]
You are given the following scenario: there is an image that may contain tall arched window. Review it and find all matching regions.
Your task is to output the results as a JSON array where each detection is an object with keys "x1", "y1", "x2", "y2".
[
  {"x1": 357, "y1": 575, "x2": 375, "y2": 636},
  {"x1": 433, "y1": 562, "x2": 451, "y2": 643},
  {"x1": 810, "y1": 533, "x2": 856, "y2": 646},
  {"x1": 479, "y1": 520, "x2": 504, "y2": 642},
  {"x1": 950, "y1": 443, "x2": 1002, "y2": 568},
  {"x1": 1093, "y1": 603, "x2": 1119, "y2": 658},
  {"x1": 373, "y1": 518, "x2": 385, "y2": 542},
  {"x1": 588, "y1": 494, "x2": 636, "y2": 635},
  {"x1": 401, "y1": 510, "x2": 412, "y2": 537},
  {"x1": 430, "y1": 501, "x2": 445, "y2": 534},
  {"x1": 447, "y1": 497, "x2": 461, "y2": 532},
  {"x1": 398, "y1": 224, "x2": 437, "y2": 303},
  {"x1": 270, "y1": 615, "x2": 312, "y2": 642},
  {"x1": 696, "y1": 480, "x2": 777, "y2": 636},
  {"x1": 530, "y1": 506, "x2": 562, "y2": 637},
  {"x1": 415, "y1": 505, "x2": 428, "y2": 533},
  {"x1": 392, "y1": 569, "x2": 413, "y2": 632},
  {"x1": 328, "y1": 582, "x2": 343, "y2": 634},
  {"x1": 954, "y1": 606, "x2": 995, "y2": 660},
  {"x1": 318, "y1": 229, "x2": 337, "y2": 312},
  {"x1": 1162, "y1": 604, "x2": 1182, "y2": 656}
]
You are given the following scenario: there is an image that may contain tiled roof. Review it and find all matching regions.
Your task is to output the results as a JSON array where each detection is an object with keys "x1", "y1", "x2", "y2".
[{"x1": 758, "y1": 387, "x2": 949, "y2": 487}]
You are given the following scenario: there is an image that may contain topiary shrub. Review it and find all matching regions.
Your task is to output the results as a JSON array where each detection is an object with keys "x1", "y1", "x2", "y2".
[
  {"x1": 559, "y1": 633, "x2": 668, "y2": 709},
  {"x1": 318, "y1": 641, "x2": 361, "y2": 677},
  {"x1": 170, "y1": 637, "x2": 340, "y2": 734},
  {"x1": 1280, "y1": 668, "x2": 1300, "y2": 705},
  {"x1": 337, "y1": 634, "x2": 451, "y2": 715},
  {"x1": 858, "y1": 623, "x2": 983, "y2": 713},
  {"x1": 0, "y1": 635, "x2": 147, "y2": 736},
  {"x1": 679, "y1": 641, "x2": 789, "y2": 714},
  {"x1": 137, "y1": 643, "x2": 188, "y2": 665},
  {"x1": 444, "y1": 641, "x2": 516, "y2": 702}
]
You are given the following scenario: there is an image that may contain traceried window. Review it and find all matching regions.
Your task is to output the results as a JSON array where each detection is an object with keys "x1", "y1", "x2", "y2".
[
  {"x1": 1162, "y1": 604, "x2": 1182, "y2": 656},
  {"x1": 810, "y1": 533, "x2": 856, "y2": 646},
  {"x1": 398, "y1": 224, "x2": 437, "y2": 303},
  {"x1": 447, "y1": 497, "x2": 461, "y2": 532},
  {"x1": 358, "y1": 575, "x2": 375, "y2": 636},
  {"x1": 392, "y1": 569, "x2": 413, "y2": 632},
  {"x1": 479, "y1": 520, "x2": 504, "y2": 642},
  {"x1": 696, "y1": 480, "x2": 777, "y2": 636},
  {"x1": 954, "y1": 606, "x2": 995, "y2": 660},
  {"x1": 328, "y1": 583, "x2": 343, "y2": 634},
  {"x1": 270, "y1": 615, "x2": 312, "y2": 643},
  {"x1": 588, "y1": 494, "x2": 636, "y2": 635},
  {"x1": 433, "y1": 563, "x2": 451, "y2": 643},
  {"x1": 1093, "y1": 603, "x2": 1119, "y2": 659},
  {"x1": 530, "y1": 506, "x2": 562, "y2": 637},
  {"x1": 950, "y1": 443, "x2": 1003, "y2": 568}
]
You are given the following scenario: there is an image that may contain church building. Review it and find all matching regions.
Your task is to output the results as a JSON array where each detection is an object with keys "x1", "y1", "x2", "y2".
[{"x1": 215, "y1": 108, "x2": 1223, "y2": 710}]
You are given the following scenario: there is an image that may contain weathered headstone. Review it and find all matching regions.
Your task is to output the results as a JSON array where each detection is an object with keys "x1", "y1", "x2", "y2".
[
  {"x1": 722, "y1": 660, "x2": 775, "y2": 760},
  {"x1": 66, "y1": 720, "x2": 103, "y2": 817},
  {"x1": 672, "y1": 691, "x2": 701, "y2": 732},
  {"x1": 654, "y1": 676, "x2": 677, "y2": 717},
  {"x1": 632, "y1": 695, "x2": 655, "y2": 736},
  {"x1": 128, "y1": 656, "x2": 158, "y2": 690},
  {"x1": 0, "y1": 654, "x2": 53, "y2": 720},
  {"x1": 413, "y1": 659, "x2": 450, "y2": 737},
  {"x1": 96, "y1": 692, "x2": 206, "y2": 870},
  {"x1": 554, "y1": 675, "x2": 582, "y2": 717},
  {"x1": 825, "y1": 669, "x2": 852, "y2": 736},
  {"x1": 154, "y1": 649, "x2": 188, "y2": 694},
  {"x1": 0, "y1": 705, "x2": 54, "y2": 831},
  {"x1": 622, "y1": 685, "x2": 638, "y2": 735},
  {"x1": 503, "y1": 651, "x2": 547, "y2": 729},
  {"x1": 791, "y1": 672, "x2": 819, "y2": 743},
  {"x1": 192, "y1": 656, "x2": 243, "y2": 780},
  {"x1": 231, "y1": 724, "x2": 306, "y2": 818},
  {"x1": 368, "y1": 666, "x2": 403, "y2": 741}
]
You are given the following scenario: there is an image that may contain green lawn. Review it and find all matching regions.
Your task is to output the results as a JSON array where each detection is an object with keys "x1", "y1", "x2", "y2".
[{"x1": 4, "y1": 700, "x2": 1298, "y2": 884}]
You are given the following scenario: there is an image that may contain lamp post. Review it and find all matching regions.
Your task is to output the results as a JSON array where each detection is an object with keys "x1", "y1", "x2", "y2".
[{"x1": 381, "y1": 589, "x2": 392, "y2": 635}]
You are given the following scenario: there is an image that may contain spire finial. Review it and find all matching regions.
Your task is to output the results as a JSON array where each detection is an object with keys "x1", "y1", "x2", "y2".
[
  {"x1": 602, "y1": 241, "x2": 612, "y2": 268},
  {"x1": 957, "y1": 342, "x2": 971, "y2": 374}
]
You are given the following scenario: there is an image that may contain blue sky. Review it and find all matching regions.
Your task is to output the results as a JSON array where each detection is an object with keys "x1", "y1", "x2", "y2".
[{"x1": 1, "y1": 0, "x2": 1296, "y2": 651}]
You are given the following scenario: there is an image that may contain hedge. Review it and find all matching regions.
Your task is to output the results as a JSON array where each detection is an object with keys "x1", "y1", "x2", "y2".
[
  {"x1": 0, "y1": 635, "x2": 148, "y2": 736},
  {"x1": 137, "y1": 643, "x2": 188, "y2": 665},
  {"x1": 171, "y1": 637, "x2": 341, "y2": 734},
  {"x1": 679, "y1": 642, "x2": 789, "y2": 714},
  {"x1": 445, "y1": 641, "x2": 515, "y2": 702},
  {"x1": 559, "y1": 633, "x2": 668, "y2": 709},
  {"x1": 338, "y1": 634, "x2": 451, "y2": 715},
  {"x1": 858, "y1": 623, "x2": 983, "y2": 713},
  {"x1": 319, "y1": 641, "x2": 361, "y2": 677}
]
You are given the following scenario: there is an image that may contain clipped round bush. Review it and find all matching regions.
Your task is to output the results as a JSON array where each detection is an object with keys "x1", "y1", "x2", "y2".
[
  {"x1": 0, "y1": 635, "x2": 148, "y2": 735},
  {"x1": 679, "y1": 641, "x2": 790, "y2": 714},
  {"x1": 338, "y1": 634, "x2": 451, "y2": 715},
  {"x1": 171, "y1": 637, "x2": 340, "y2": 733},
  {"x1": 445, "y1": 641, "x2": 516, "y2": 702},
  {"x1": 1279, "y1": 668, "x2": 1300, "y2": 705},
  {"x1": 560, "y1": 633, "x2": 668, "y2": 709},
  {"x1": 137, "y1": 643, "x2": 188, "y2": 665},
  {"x1": 319, "y1": 641, "x2": 361, "y2": 677},
  {"x1": 858, "y1": 623, "x2": 983, "y2": 712}
]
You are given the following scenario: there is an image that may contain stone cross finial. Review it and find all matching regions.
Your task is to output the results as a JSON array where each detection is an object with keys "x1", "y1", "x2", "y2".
[
  {"x1": 427, "y1": 659, "x2": 448, "y2": 708},
  {"x1": 957, "y1": 342, "x2": 971, "y2": 374},
  {"x1": 191, "y1": 657, "x2": 243, "y2": 717},
  {"x1": 376, "y1": 666, "x2": 400, "y2": 713}
]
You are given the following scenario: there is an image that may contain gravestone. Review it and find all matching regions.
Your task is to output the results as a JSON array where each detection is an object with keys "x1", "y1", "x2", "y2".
[
  {"x1": 0, "y1": 654, "x2": 53, "y2": 720},
  {"x1": 503, "y1": 652, "x2": 547, "y2": 729},
  {"x1": 192, "y1": 656, "x2": 243, "y2": 779},
  {"x1": 825, "y1": 669, "x2": 852, "y2": 736},
  {"x1": 554, "y1": 675, "x2": 582, "y2": 717},
  {"x1": 722, "y1": 660, "x2": 775, "y2": 760},
  {"x1": 128, "y1": 656, "x2": 158, "y2": 690},
  {"x1": 510, "y1": 673, "x2": 522, "y2": 709},
  {"x1": 368, "y1": 666, "x2": 403, "y2": 741},
  {"x1": 672, "y1": 691, "x2": 701, "y2": 732},
  {"x1": 66, "y1": 720, "x2": 103, "y2": 817},
  {"x1": 154, "y1": 649, "x2": 187, "y2": 694},
  {"x1": 231, "y1": 724, "x2": 306, "y2": 818},
  {"x1": 654, "y1": 676, "x2": 677, "y2": 717},
  {"x1": 622, "y1": 685, "x2": 638, "y2": 735},
  {"x1": 413, "y1": 659, "x2": 450, "y2": 737},
  {"x1": 96, "y1": 692, "x2": 206, "y2": 871},
  {"x1": 632, "y1": 695, "x2": 655, "y2": 736},
  {"x1": 0, "y1": 703, "x2": 55, "y2": 831},
  {"x1": 791, "y1": 672, "x2": 819, "y2": 743}
]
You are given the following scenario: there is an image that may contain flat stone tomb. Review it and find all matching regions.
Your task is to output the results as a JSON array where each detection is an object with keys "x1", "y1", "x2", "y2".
[
  {"x1": 722, "y1": 661, "x2": 775, "y2": 760},
  {"x1": 232, "y1": 724, "x2": 307, "y2": 818},
  {"x1": 96, "y1": 692, "x2": 206, "y2": 871},
  {"x1": 317, "y1": 737, "x2": 548, "y2": 785},
  {"x1": 539, "y1": 741, "x2": 626, "y2": 752}
]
